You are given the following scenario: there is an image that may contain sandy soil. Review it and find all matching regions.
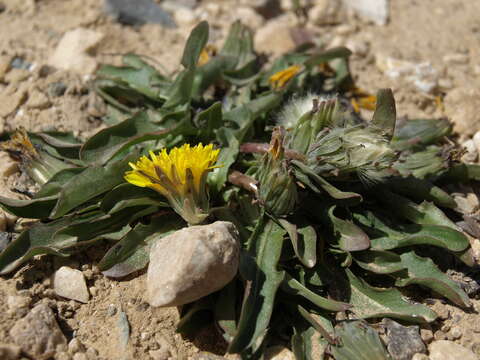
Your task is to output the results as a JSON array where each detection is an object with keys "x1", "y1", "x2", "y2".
[{"x1": 0, "y1": 1, "x2": 479, "y2": 359}]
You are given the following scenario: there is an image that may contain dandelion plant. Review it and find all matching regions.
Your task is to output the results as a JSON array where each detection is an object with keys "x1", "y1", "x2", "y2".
[{"x1": 0, "y1": 21, "x2": 478, "y2": 359}]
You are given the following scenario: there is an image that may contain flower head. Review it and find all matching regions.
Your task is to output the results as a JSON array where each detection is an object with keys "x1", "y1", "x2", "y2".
[
  {"x1": 0, "y1": 127, "x2": 71, "y2": 184},
  {"x1": 125, "y1": 143, "x2": 220, "y2": 225},
  {"x1": 269, "y1": 65, "x2": 301, "y2": 90}
]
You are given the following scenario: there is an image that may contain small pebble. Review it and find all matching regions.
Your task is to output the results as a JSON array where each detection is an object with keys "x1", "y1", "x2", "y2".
[
  {"x1": 431, "y1": 302, "x2": 450, "y2": 320},
  {"x1": 73, "y1": 353, "x2": 88, "y2": 360},
  {"x1": 10, "y1": 57, "x2": 31, "y2": 70},
  {"x1": 47, "y1": 82, "x2": 67, "y2": 97},
  {"x1": 107, "y1": 304, "x2": 117, "y2": 317},
  {"x1": 412, "y1": 354, "x2": 429, "y2": 360},
  {"x1": 53, "y1": 266, "x2": 90, "y2": 303},
  {"x1": 0, "y1": 343, "x2": 21, "y2": 360},
  {"x1": 68, "y1": 338, "x2": 85, "y2": 354},
  {"x1": 56, "y1": 351, "x2": 72, "y2": 360},
  {"x1": 471, "y1": 342, "x2": 480, "y2": 356},
  {"x1": 420, "y1": 328, "x2": 434, "y2": 344},
  {"x1": 434, "y1": 330, "x2": 447, "y2": 341},
  {"x1": 448, "y1": 326, "x2": 462, "y2": 340},
  {"x1": 429, "y1": 340, "x2": 477, "y2": 360},
  {"x1": 85, "y1": 347, "x2": 98, "y2": 360}
]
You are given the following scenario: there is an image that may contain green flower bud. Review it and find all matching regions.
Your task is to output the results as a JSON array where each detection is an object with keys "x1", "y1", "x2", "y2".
[
  {"x1": 307, "y1": 125, "x2": 396, "y2": 184},
  {"x1": 280, "y1": 95, "x2": 348, "y2": 154},
  {"x1": 256, "y1": 127, "x2": 298, "y2": 217}
]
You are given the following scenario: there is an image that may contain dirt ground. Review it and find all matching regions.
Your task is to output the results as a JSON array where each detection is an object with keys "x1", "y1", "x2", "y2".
[{"x1": 0, "y1": 1, "x2": 480, "y2": 359}]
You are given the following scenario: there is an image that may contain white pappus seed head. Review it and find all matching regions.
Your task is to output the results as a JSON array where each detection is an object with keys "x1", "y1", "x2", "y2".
[{"x1": 277, "y1": 93, "x2": 333, "y2": 129}]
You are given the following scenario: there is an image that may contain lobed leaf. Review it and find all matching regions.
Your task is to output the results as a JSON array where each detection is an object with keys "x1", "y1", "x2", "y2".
[
  {"x1": 346, "y1": 269, "x2": 437, "y2": 323},
  {"x1": 395, "y1": 251, "x2": 471, "y2": 308}
]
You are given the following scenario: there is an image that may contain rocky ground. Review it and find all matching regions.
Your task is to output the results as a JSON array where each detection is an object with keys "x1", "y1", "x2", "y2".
[{"x1": 0, "y1": 0, "x2": 480, "y2": 359}]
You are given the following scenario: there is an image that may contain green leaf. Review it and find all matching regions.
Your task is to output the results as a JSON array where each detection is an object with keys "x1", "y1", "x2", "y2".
[
  {"x1": 80, "y1": 111, "x2": 167, "y2": 165},
  {"x1": 377, "y1": 191, "x2": 458, "y2": 229},
  {"x1": 0, "y1": 195, "x2": 58, "y2": 219},
  {"x1": 292, "y1": 160, "x2": 362, "y2": 204},
  {"x1": 99, "y1": 213, "x2": 184, "y2": 277},
  {"x1": 181, "y1": 21, "x2": 209, "y2": 69},
  {"x1": 296, "y1": 305, "x2": 336, "y2": 344},
  {"x1": 162, "y1": 68, "x2": 196, "y2": 108},
  {"x1": 215, "y1": 281, "x2": 238, "y2": 341},
  {"x1": 392, "y1": 118, "x2": 451, "y2": 150},
  {"x1": 370, "y1": 225, "x2": 469, "y2": 252},
  {"x1": 353, "y1": 250, "x2": 405, "y2": 274},
  {"x1": 441, "y1": 163, "x2": 480, "y2": 182},
  {"x1": 52, "y1": 208, "x2": 146, "y2": 249},
  {"x1": 304, "y1": 47, "x2": 352, "y2": 68},
  {"x1": 282, "y1": 273, "x2": 351, "y2": 312},
  {"x1": 330, "y1": 321, "x2": 390, "y2": 360},
  {"x1": 50, "y1": 154, "x2": 137, "y2": 218},
  {"x1": 292, "y1": 324, "x2": 328, "y2": 360},
  {"x1": 30, "y1": 132, "x2": 82, "y2": 161},
  {"x1": 220, "y1": 20, "x2": 255, "y2": 70},
  {"x1": 100, "y1": 183, "x2": 167, "y2": 213},
  {"x1": 0, "y1": 218, "x2": 71, "y2": 274},
  {"x1": 353, "y1": 209, "x2": 469, "y2": 253},
  {"x1": 328, "y1": 206, "x2": 370, "y2": 252},
  {"x1": 209, "y1": 128, "x2": 240, "y2": 194},
  {"x1": 278, "y1": 218, "x2": 317, "y2": 268},
  {"x1": 228, "y1": 217, "x2": 286, "y2": 354},
  {"x1": 193, "y1": 102, "x2": 222, "y2": 142},
  {"x1": 371, "y1": 88, "x2": 396, "y2": 139},
  {"x1": 34, "y1": 168, "x2": 86, "y2": 198},
  {"x1": 96, "y1": 54, "x2": 166, "y2": 100},
  {"x1": 346, "y1": 269, "x2": 437, "y2": 323},
  {"x1": 395, "y1": 251, "x2": 471, "y2": 308},
  {"x1": 224, "y1": 92, "x2": 282, "y2": 128},
  {"x1": 386, "y1": 177, "x2": 456, "y2": 209}
]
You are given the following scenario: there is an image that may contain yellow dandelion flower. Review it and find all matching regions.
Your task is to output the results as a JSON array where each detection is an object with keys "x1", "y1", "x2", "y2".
[
  {"x1": 197, "y1": 44, "x2": 217, "y2": 67},
  {"x1": 269, "y1": 65, "x2": 302, "y2": 90},
  {"x1": 125, "y1": 143, "x2": 220, "y2": 225}
]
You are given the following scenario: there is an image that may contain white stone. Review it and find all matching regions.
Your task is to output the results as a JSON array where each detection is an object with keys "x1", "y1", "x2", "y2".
[
  {"x1": 147, "y1": 221, "x2": 240, "y2": 307},
  {"x1": 445, "y1": 86, "x2": 480, "y2": 136},
  {"x1": 254, "y1": 18, "x2": 296, "y2": 56},
  {"x1": 173, "y1": 7, "x2": 197, "y2": 26},
  {"x1": 53, "y1": 266, "x2": 90, "y2": 303},
  {"x1": 375, "y1": 54, "x2": 438, "y2": 93},
  {"x1": 429, "y1": 340, "x2": 477, "y2": 360},
  {"x1": 48, "y1": 28, "x2": 103, "y2": 75},
  {"x1": 10, "y1": 304, "x2": 67, "y2": 360},
  {"x1": 345, "y1": 39, "x2": 369, "y2": 56},
  {"x1": 342, "y1": 0, "x2": 389, "y2": 25},
  {"x1": 235, "y1": 7, "x2": 264, "y2": 29},
  {"x1": 309, "y1": 0, "x2": 341, "y2": 25},
  {"x1": 26, "y1": 90, "x2": 51, "y2": 110},
  {"x1": 461, "y1": 139, "x2": 478, "y2": 163},
  {"x1": 472, "y1": 131, "x2": 480, "y2": 155},
  {"x1": 7, "y1": 295, "x2": 31, "y2": 314}
]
